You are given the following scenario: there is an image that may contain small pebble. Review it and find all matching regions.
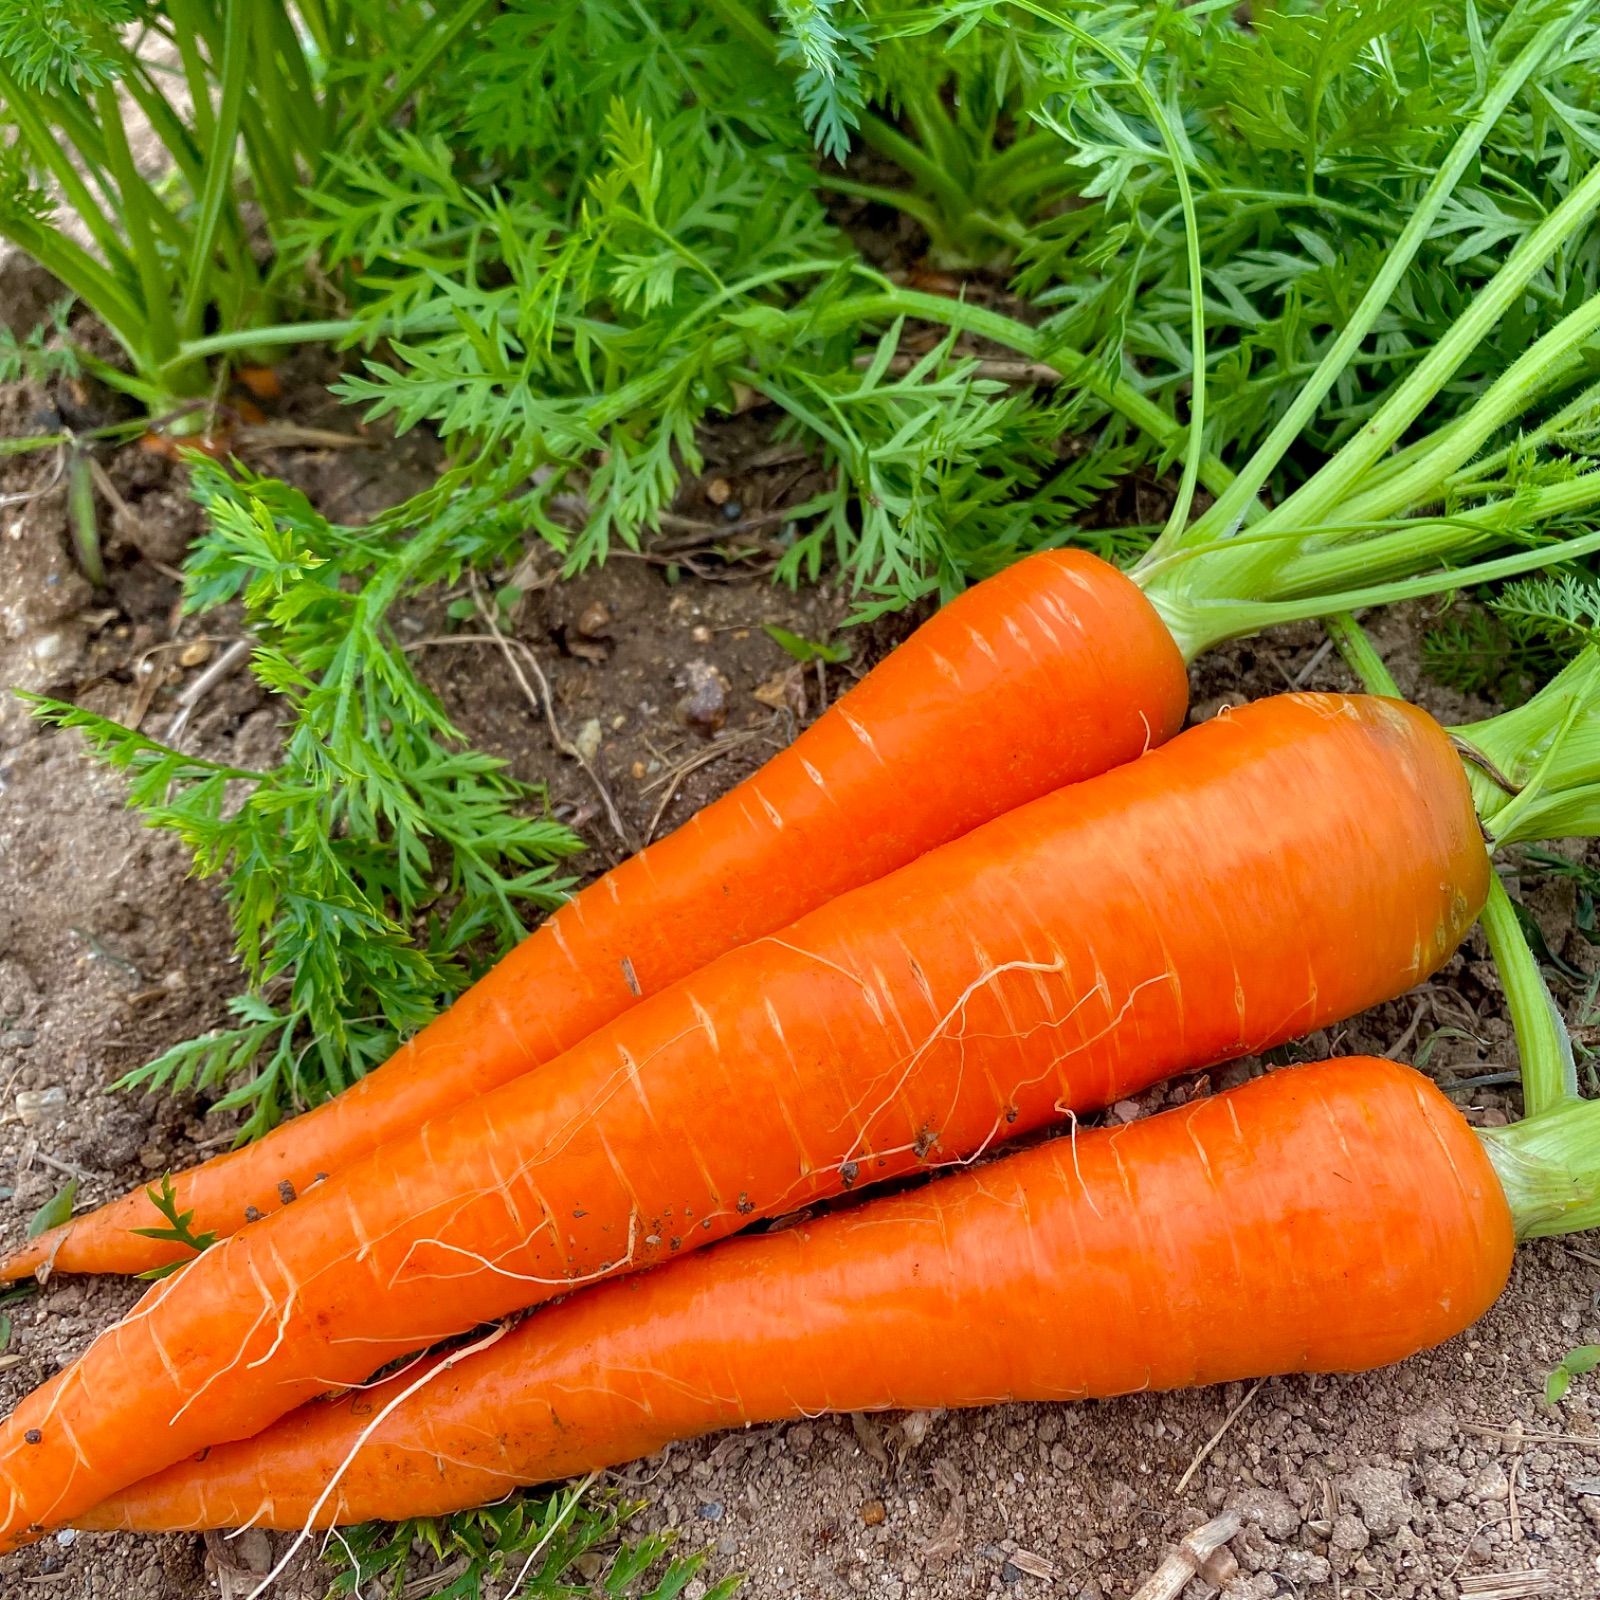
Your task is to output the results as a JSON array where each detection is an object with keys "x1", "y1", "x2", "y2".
[
  {"x1": 15, "y1": 1086, "x2": 66, "y2": 1127},
  {"x1": 861, "y1": 1500, "x2": 886, "y2": 1527},
  {"x1": 178, "y1": 639, "x2": 214, "y2": 668},
  {"x1": 705, "y1": 477, "x2": 732, "y2": 505},
  {"x1": 676, "y1": 661, "x2": 730, "y2": 735},
  {"x1": 576, "y1": 601, "x2": 612, "y2": 638},
  {"x1": 721, "y1": 499, "x2": 743, "y2": 521},
  {"x1": 699, "y1": 1501, "x2": 724, "y2": 1522},
  {"x1": 573, "y1": 718, "x2": 603, "y2": 764}
]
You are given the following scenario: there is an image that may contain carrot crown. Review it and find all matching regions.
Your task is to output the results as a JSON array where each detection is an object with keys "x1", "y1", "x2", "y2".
[
  {"x1": 1453, "y1": 647, "x2": 1600, "y2": 849},
  {"x1": 1118, "y1": 10, "x2": 1600, "y2": 660}
]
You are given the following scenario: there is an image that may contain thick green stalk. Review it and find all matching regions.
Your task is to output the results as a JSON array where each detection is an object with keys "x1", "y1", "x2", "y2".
[
  {"x1": 1481, "y1": 1099, "x2": 1600, "y2": 1240},
  {"x1": 256, "y1": 1, "x2": 324, "y2": 157},
  {"x1": 1453, "y1": 649, "x2": 1600, "y2": 847},
  {"x1": 1151, "y1": 527, "x2": 1600, "y2": 661},
  {"x1": 1259, "y1": 472, "x2": 1600, "y2": 601},
  {"x1": 1146, "y1": 4, "x2": 1577, "y2": 563},
  {"x1": 159, "y1": 0, "x2": 220, "y2": 148},
  {"x1": 1260, "y1": 157, "x2": 1600, "y2": 541},
  {"x1": 1446, "y1": 379, "x2": 1600, "y2": 494},
  {"x1": 1323, "y1": 613, "x2": 1400, "y2": 697},
  {"x1": 91, "y1": 80, "x2": 183, "y2": 376},
  {"x1": 1333, "y1": 287, "x2": 1600, "y2": 528},
  {"x1": 178, "y1": 0, "x2": 250, "y2": 346},
  {"x1": 1479, "y1": 875, "x2": 1578, "y2": 1118}
]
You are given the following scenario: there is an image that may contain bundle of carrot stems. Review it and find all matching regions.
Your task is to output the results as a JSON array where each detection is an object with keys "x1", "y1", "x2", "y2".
[{"x1": 12, "y1": 27, "x2": 1600, "y2": 1577}]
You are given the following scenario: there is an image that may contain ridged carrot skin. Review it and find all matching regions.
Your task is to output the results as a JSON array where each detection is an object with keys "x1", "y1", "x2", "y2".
[
  {"x1": 81, "y1": 1058, "x2": 1514, "y2": 1533},
  {"x1": 0, "y1": 694, "x2": 1486, "y2": 1549},
  {"x1": 3, "y1": 550, "x2": 1186, "y2": 1282}
]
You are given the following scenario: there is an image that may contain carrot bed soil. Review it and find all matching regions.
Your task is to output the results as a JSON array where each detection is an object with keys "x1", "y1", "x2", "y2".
[{"x1": 2, "y1": 358, "x2": 1600, "y2": 1597}]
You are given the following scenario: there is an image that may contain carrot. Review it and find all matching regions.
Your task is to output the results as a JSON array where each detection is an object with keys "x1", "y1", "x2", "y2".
[
  {"x1": 76, "y1": 1057, "x2": 1516, "y2": 1533},
  {"x1": 4, "y1": 549, "x2": 1187, "y2": 1281},
  {"x1": 0, "y1": 692, "x2": 1491, "y2": 1548}
]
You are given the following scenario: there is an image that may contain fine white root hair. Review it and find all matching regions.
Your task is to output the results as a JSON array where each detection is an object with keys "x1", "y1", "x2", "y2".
[
  {"x1": 244, "y1": 1322, "x2": 512, "y2": 1600},
  {"x1": 389, "y1": 1212, "x2": 638, "y2": 1291},
  {"x1": 838, "y1": 957, "x2": 1067, "y2": 1164}
]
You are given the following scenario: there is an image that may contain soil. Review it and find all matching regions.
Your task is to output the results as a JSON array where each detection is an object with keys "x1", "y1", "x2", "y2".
[{"x1": 1, "y1": 322, "x2": 1599, "y2": 1600}]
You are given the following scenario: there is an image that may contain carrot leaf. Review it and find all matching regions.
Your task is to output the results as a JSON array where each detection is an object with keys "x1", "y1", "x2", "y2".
[
  {"x1": 129, "y1": 1175, "x2": 220, "y2": 1280},
  {"x1": 1548, "y1": 1345, "x2": 1600, "y2": 1404},
  {"x1": 325, "y1": 1480, "x2": 735, "y2": 1599},
  {"x1": 26, "y1": 1179, "x2": 75, "y2": 1240}
]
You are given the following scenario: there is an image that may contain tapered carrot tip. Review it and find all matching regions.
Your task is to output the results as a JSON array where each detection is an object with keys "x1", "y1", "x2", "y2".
[{"x1": 235, "y1": 366, "x2": 282, "y2": 402}]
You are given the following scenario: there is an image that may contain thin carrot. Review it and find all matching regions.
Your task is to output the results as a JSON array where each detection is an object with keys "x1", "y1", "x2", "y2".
[
  {"x1": 77, "y1": 1057, "x2": 1517, "y2": 1532},
  {"x1": 0, "y1": 693, "x2": 1490, "y2": 1547},
  {"x1": 3, "y1": 548, "x2": 1186, "y2": 1280}
]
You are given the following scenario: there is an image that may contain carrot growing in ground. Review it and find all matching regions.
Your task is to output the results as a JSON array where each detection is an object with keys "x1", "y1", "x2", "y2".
[
  {"x1": 2, "y1": 672, "x2": 1599, "y2": 1549},
  {"x1": 20, "y1": 13, "x2": 1600, "y2": 1279}
]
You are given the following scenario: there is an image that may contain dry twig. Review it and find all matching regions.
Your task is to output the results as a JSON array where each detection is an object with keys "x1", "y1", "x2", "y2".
[
  {"x1": 1129, "y1": 1512, "x2": 1242, "y2": 1600},
  {"x1": 1175, "y1": 1379, "x2": 1264, "y2": 1494},
  {"x1": 1458, "y1": 1573, "x2": 1556, "y2": 1598}
]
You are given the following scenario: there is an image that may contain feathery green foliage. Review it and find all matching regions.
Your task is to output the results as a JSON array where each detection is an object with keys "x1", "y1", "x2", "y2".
[
  {"x1": 28, "y1": 461, "x2": 583, "y2": 1138},
  {"x1": 326, "y1": 1482, "x2": 741, "y2": 1600}
]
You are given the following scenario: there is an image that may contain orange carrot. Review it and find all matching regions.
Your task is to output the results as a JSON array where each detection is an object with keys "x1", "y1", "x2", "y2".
[
  {"x1": 78, "y1": 1057, "x2": 1515, "y2": 1532},
  {"x1": 6, "y1": 549, "x2": 1186, "y2": 1281},
  {"x1": 0, "y1": 693, "x2": 1486, "y2": 1548}
]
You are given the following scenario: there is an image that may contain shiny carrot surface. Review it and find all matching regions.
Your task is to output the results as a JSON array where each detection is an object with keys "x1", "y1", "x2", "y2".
[
  {"x1": 6, "y1": 549, "x2": 1185, "y2": 1280},
  {"x1": 82, "y1": 1057, "x2": 1513, "y2": 1532},
  {"x1": 0, "y1": 694, "x2": 1486, "y2": 1548}
]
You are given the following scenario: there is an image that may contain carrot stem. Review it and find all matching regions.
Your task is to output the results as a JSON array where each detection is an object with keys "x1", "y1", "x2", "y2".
[
  {"x1": 1453, "y1": 650, "x2": 1600, "y2": 846},
  {"x1": 1479, "y1": 875, "x2": 1578, "y2": 1119},
  {"x1": 1141, "y1": 1, "x2": 1584, "y2": 566},
  {"x1": 1323, "y1": 614, "x2": 1400, "y2": 698},
  {"x1": 1479, "y1": 1098, "x2": 1600, "y2": 1239}
]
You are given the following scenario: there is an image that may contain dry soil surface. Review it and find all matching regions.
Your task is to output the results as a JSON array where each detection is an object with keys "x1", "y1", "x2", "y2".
[{"x1": 0, "y1": 356, "x2": 1598, "y2": 1600}]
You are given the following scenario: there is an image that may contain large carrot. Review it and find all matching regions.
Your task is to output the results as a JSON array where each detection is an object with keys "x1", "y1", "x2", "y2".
[
  {"x1": 77, "y1": 1057, "x2": 1521, "y2": 1533},
  {"x1": 0, "y1": 692, "x2": 1498, "y2": 1547},
  {"x1": 4, "y1": 549, "x2": 1184, "y2": 1281}
]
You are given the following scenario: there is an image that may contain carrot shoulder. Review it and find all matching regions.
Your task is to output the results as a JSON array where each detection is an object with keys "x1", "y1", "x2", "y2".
[
  {"x1": 6, "y1": 549, "x2": 1185, "y2": 1280},
  {"x1": 0, "y1": 694, "x2": 1486, "y2": 1548},
  {"x1": 82, "y1": 1057, "x2": 1514, "y2": 1532}
]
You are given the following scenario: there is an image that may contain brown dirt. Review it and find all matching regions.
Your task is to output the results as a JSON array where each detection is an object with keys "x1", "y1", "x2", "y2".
[{"x1": 0, "y1": 352, "x2": 1598, "y2": 1600}]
